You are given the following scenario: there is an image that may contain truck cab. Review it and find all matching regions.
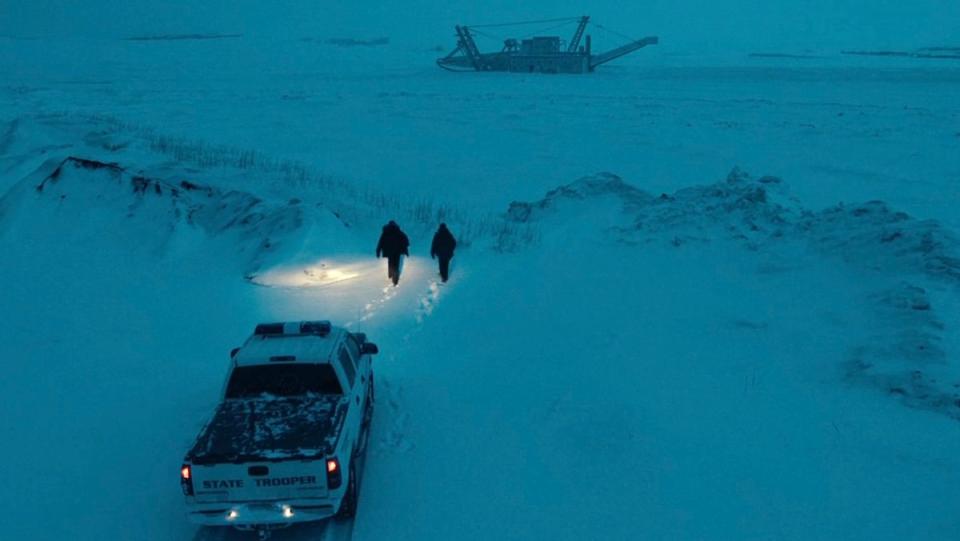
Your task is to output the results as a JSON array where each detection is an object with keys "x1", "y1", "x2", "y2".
[{"x1": 180, "y1": 321, "x2": 378, "y2": 535}]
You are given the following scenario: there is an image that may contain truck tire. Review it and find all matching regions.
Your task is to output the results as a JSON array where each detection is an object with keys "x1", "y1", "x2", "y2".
[
  {"x1": 361, "y1": 379, "x2": 375, "y2": 431},
  {"x1": 337, "y1": 461, "x2": 358, "y2": 518},
  {"x1": 362, "y1": 393, "x2": 374, "y2": 429}
]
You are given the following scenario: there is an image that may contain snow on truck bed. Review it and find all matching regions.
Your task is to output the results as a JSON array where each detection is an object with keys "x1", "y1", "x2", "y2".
[{"x1": 186, "y1": 396, "x2": 347, "y2": 464}]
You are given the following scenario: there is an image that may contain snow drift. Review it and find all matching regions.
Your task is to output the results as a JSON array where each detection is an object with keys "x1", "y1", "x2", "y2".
[
  {"x1": 0, "y1": 156, "x2": 356, "y2": 276},
  {"x1": 506, "y1": 169, "x2": 960, "y2": 422}
]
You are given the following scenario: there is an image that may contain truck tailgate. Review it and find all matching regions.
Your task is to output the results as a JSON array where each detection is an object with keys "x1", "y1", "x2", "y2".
[
  {"x1": 186, "y1": 395, "x2": 347, "y2": 503},
  {"x1": 191, "y1": 460, "x2": 328, "y2": 503}
]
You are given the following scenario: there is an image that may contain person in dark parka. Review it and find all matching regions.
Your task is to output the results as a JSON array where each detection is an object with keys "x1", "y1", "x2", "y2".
[
  {"x1": 430, "y1": 223, "x2": 457, "y2": 282},
  {"x1": 376, "y1": 220, "x2": 410, "y2": 285}
]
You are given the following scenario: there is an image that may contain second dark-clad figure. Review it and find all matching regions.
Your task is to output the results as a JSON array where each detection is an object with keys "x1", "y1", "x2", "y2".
[{"x1": 430, "y1": 223, "x2": 457, "y2": 282}]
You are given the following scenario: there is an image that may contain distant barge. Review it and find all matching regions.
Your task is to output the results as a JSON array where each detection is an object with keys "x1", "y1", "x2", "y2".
[{"x1": 437, "y1": 16, "x2": 658, "y2": 74}]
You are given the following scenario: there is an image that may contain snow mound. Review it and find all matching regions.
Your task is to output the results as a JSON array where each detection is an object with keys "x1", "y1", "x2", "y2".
[
  {"x1": 3, "y1": 156, "x2": 342, "y2": 273},
  {"x1": 508, "y1": 167, "x2": 960, "y2": 286},
  {"x1": 625, "y1": 167, "x2": 792, "y2": 247},
  {"x1": 506, "y1": 171, "x2": 654, "y2": 224},
  {"x1": 848, "y1": 282, "x2": 959, "y2": 420},
  {"x1": 508, "y1": 168, "x2": 960, "y2": 421},
  {"x1": 506, "y1": 168, "x2": 794, "y2": 246},
  {"x1": 805, "y1": 200, "x2": 960, "y2": 282}
]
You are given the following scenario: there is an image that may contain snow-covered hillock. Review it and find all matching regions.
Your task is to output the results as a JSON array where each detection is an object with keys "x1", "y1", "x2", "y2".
[
  {"x1": 805, "y1": 200, "x2": 960, "y2": 282},
  {"x1": 507, "y1": 169, "x2": 960, "y2": 421},
  {"x1": 0, "y1": 156, "x2": 348, "y2": 274},
  {"x1": 510, "y1": 168, "x2": 960, "y2": 284},
  {"x1": 506, "y1": 171, "x2": 655, "y2": 222},
  {"x1": 507, "y1": 168, "x2": 793, "y2": 247}
]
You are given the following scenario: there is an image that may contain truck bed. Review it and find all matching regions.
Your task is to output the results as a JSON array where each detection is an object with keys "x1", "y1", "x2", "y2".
[{"x1": 186, "y1": 395, "x2": 347, "y2": 464}]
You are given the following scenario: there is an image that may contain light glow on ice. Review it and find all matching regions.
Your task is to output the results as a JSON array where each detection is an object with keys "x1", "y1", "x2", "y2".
[{"x1": 250, "y1": 260, "x2": 365, "y2": 288}]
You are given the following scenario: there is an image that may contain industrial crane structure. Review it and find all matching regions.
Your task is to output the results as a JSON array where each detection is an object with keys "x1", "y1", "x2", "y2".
[{"x1": 437, "y1": 16, "x2": 658, "y2": 73}]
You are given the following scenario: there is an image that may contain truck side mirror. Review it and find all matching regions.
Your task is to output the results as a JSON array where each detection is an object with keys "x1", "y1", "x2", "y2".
[
  {"x1": 230, "y1": 347, "x2": 241, "y2": 359},
  {"x1": 361, "y1": 342, "x2": 379, "y2": 355}
]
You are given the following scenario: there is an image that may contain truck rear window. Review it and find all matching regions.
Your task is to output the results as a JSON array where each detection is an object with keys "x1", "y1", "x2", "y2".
[{"x1": 225, "y1": 364, "x2": 343, "y2": 398}]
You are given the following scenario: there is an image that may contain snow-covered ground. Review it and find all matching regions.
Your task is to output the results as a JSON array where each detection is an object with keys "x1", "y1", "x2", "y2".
[{"x1": 1, "y1": 32, "x2": 959, "y2": 541}]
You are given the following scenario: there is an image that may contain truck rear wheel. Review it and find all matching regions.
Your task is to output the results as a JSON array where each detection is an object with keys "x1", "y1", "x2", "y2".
[
  {"x1": 337, "y1": 462, "x2": 358, "y2": 518},
  {"x1": 362, "y1": 392, "x2": 374, "y2": 429}
]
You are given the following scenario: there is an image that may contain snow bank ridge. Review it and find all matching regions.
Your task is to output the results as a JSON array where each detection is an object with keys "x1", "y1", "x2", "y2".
[
  {"x1": 30, "y1": 156, "x2": 307, "y2": 269},
  {"x1": 847, "y1": 282, "x2": 956, "y2": 420},
  {"x1": 509, "y1": 168, "x2": 960, "y2": 420},
  {"x1": 506, "y1": 171, "x2": 654, "y2": 223},
  {"x1": 805, "y1": 200, "x2": 960, "y2": 282},
  {"x1": 508, "y1": 167, "x2": 960, "y2": 285}
]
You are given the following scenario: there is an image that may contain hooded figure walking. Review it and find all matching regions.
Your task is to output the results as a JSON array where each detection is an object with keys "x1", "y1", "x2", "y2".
[
  {"x1": 376, "y1": 220, "x2": 410, "y2": 286},
  {"x1": 430, "y1": 223, "x2": 457, "y2": 282}
]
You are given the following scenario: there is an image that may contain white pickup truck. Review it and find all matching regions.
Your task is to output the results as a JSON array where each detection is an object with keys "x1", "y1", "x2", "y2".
[{"x1": 180, "y1": 321, "x2": 378, "y2": 537}]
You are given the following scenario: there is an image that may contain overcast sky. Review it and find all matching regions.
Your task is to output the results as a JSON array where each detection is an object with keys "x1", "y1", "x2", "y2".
[{"x1": 1, "y1": 0, "x2": 958, "y2": 52}]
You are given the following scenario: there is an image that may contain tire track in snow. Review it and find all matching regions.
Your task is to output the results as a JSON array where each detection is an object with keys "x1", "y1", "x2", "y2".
[{"x1": 375, "y1": 379, "x2": 413, "y2": 453}]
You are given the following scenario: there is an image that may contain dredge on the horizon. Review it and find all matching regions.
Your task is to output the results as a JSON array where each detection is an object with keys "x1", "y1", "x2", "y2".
[{"x1": 437, "y1": 16, "x2": 658, "y2": 74}]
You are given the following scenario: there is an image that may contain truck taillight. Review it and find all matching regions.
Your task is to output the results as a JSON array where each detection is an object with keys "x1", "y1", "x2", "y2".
[
  {"x1": 326, "y1": 458, "x2": 341, "y2": 489},
  {"x1": 181, "y1": 464, "x2": 194, "y2": 496}
]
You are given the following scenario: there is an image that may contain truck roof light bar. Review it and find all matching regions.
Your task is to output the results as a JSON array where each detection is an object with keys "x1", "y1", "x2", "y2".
[
  {"x1": 253, "y1": 320, "x2": 332, "y2": 337},
  {"x1": 300, "y1": 321, "x2": 332, "y2": 335},
  {"x1": 254, "y1": 323, "x2": 285, "y2": 335}
]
